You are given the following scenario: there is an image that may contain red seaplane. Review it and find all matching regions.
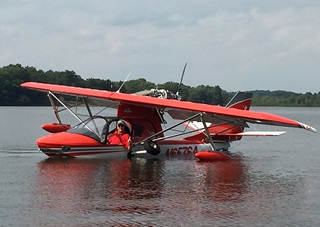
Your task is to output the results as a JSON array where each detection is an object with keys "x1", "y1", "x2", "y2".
[{"x1": 21, "y1": 82, "x2": 317, "y2": 161}]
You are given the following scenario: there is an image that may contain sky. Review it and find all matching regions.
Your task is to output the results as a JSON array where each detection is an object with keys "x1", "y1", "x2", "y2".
[{"x1": 1, "y1": 0, "x2": 320, "y2": 93}]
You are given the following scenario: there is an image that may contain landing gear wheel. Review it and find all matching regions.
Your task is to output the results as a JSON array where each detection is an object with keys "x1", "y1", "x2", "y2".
[
  {"x1": 144, "y1": 140, "x2": 161, "y2": 156},
  {"x1": 127, "y1": 150, "x2": 133, "y2": 159}
]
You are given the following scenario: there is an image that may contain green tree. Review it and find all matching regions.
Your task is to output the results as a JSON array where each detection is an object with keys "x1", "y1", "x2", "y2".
[
  {"x1": 85, "y1": 78, "x2": 113, "y2": 90},
  {"x1": 123, "y1": 78, "x2": 156, "y2": 93},
  {"x1": 1, "y1": 64, "x2": 320, "y2": 106}
]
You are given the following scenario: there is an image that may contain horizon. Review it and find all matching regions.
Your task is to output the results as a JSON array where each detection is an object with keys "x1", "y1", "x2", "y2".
[{"x1": 2, "y1": 63, "x2": 317, "y2": 95}]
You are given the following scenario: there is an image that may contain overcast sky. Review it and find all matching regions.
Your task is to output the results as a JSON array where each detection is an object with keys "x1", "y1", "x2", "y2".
[{"x1": 1, "y1": 0, "x2": 320, "y2": 93}]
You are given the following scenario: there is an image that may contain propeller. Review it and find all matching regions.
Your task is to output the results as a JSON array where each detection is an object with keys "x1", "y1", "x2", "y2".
[{"x1": 177, "y1": 62, "x2": 187, "y2": 99}]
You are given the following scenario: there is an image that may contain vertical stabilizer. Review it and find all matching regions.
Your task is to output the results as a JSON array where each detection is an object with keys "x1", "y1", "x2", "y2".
[
  {"x1": 183, "y1": 91, "x2": 254, "y2": 143},
  {"x1": 226, "y1": 91, "x2": 253, "y2": 110}
]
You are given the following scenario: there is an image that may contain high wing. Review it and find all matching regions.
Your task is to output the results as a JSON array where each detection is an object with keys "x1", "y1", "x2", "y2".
[{"x1": 21, "y1": 82, "x2": 317, "y2": 133}]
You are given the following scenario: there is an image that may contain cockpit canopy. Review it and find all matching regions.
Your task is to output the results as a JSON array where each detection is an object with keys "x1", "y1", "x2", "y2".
[{"x1": 67, "y1": 116, "x2": 158, "y2": 143}]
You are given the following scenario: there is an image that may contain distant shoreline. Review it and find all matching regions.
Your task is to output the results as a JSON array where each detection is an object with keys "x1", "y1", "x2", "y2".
[{"x1": 1, "y1": 64, "x2": 320, "y2": 107}]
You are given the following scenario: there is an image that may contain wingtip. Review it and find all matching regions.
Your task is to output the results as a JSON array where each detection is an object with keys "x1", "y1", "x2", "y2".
[{"x1": 300, "y1": 122, "x2": 317, "y2": 133}]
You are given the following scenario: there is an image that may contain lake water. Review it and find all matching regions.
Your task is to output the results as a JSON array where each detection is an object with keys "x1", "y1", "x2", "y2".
[{"x1": 1, "y1": 106, "x2": 320, "y2": 226}]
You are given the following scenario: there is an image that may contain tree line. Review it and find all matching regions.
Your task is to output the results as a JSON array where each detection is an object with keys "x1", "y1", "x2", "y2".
[{"x1": 1, "y1": 64, "x2": 320, "y2": 106}]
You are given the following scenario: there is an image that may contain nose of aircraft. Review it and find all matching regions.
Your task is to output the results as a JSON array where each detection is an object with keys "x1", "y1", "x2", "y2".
[{"x1": 37, "y1": 132, "x2": 101, "y2": 148}]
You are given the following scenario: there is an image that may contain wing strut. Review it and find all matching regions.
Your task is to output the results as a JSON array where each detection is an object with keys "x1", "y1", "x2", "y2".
[
  {"x1": 137, "y1": 112, "x2": 202, "y2": 145},
  {"x1": 84, "y1": 98, "x2": 93, "y2": 118},
  {"x1": 48, "y1": 92, "x2": 62, "y2": 124},
  {"x1": 138, "y1": 112, "x2": 241, "y2": 145},
  {"x1": 48, "y1": 91, "x2": 83, "y2": 123},
  {"x1": 199, "y1": 113, "x2": 216, "y2": 152}
]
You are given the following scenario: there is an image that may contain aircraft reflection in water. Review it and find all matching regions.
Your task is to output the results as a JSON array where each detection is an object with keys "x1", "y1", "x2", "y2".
[
  {"x1": 194, "y1": 158, "x2": 248, "y2": 202},
  {"x1": 34, "y1": 156, "x2": 310, "y2": 225},
  {"x1": 36, "y1": 157, "x2": 165, "y2": 215},
  {"x1": 35, "y1": 156, "x2": 247, "y2": 211}
]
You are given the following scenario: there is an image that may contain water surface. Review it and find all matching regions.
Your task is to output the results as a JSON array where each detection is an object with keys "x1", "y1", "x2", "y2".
[{"x1": 1, "y1": 107, "x2": 320, "y2": 226}]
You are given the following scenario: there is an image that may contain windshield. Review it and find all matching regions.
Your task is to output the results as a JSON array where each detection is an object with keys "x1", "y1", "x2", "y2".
[
  {"x1": 74, "y1": 117, "x2": 106, "y2": 135},
  {"x1": 68, "y1": 117, "x2": 109, "y2": 141}
]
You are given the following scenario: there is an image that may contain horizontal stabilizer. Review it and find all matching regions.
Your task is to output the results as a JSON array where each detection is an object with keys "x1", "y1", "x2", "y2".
[{"x1": 227, "y1": 131, "x2": 286, "y2": 136}]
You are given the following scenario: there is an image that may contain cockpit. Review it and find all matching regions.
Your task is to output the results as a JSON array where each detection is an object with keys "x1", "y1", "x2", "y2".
[{"x1": 66, "y1": 116, "x2": 157, "y2": 143}]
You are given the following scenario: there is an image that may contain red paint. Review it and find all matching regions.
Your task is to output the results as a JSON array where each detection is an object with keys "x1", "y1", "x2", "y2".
[
  {"x1": 37, "y1": 132, "x2": 101, "y2": 148},
  {"x1": 195, "y1": 151, "x2": 231, "y2": 161},
  {"x1": 42, "y1": 123, "x2": 71, "y2": 133}
]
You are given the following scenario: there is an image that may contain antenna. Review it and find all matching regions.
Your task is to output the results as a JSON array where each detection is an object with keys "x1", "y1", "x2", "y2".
[{"x1": 117, "y1": 72, "x2": 131, "y2": 93}]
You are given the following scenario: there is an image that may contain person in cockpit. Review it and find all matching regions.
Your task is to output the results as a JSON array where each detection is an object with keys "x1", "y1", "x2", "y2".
[{"x1": 106, "y1": 119, "x2": 132, "y2": 150}]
